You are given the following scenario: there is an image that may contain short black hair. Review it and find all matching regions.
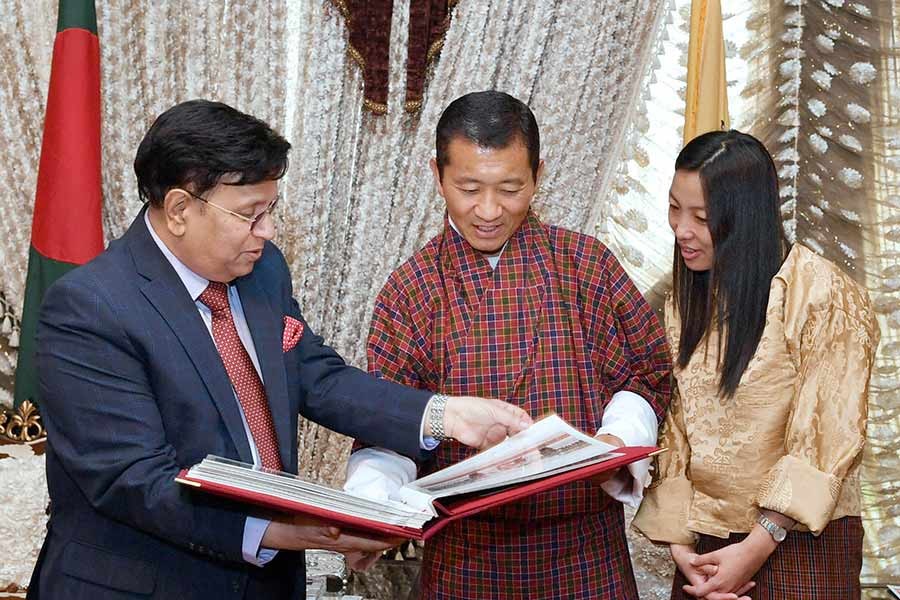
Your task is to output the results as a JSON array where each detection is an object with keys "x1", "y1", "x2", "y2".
[
  {"x1": 672, "y1": 130, "x2": 787, "y2": 398},
  {"x1": 435, "y1": 91, "x2": 540, "y2": 180},
  {"x1": 134, "y1": 99, "x2": 291, "y2": 207}
]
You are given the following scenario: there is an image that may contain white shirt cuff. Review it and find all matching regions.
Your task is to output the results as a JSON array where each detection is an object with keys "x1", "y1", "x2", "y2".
[
  {"x1": 595, "y1": 390, "x2": 659, "y2": 507},
  {"x1": 243, "y1": 517, "x2": 278, "y2": 566},
  {"x1": 344, "y1": 447, "x2": 418, "y2": 502}
]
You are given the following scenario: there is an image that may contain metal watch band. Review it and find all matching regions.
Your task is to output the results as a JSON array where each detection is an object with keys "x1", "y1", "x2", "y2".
[
  {"x1": 757, "y1": 514, "x2": 788, "y2": 543},
  {"x1": 428, "y1": 393, "x2": 450, "y2": 441}
]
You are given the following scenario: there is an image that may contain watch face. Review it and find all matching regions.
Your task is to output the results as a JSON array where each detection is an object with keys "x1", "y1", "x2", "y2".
[{"x1": 774, "y1": 528, "x2": 787, "y2": 542}]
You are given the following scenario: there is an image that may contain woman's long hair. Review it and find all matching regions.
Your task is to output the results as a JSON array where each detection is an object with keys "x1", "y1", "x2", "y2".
[{"x1": 673, "y1": 130, "x2": 787, "y2": 397}]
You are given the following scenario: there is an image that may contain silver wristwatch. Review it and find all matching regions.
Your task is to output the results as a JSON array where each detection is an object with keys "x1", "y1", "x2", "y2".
[
  {"x1": 427, "y1": 393, "x2": 450, "y2": 441},
  {"x1": 757, "y1": 514, "x2": 788, "y2": 543}
]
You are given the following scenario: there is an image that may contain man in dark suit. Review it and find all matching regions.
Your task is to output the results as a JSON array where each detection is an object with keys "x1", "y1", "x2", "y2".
[{"x1": 27, "y1": 99, "x2": 532, "y2": 600}]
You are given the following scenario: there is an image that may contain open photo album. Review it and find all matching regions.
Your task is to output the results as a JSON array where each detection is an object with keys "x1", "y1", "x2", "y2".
[{"x1": 176, "y1": 414, "x2": 661, "y2": 541}]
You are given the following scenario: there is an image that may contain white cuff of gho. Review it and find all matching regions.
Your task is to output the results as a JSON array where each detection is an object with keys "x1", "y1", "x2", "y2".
[
  {"x1": 344, "y1": 447, "x2": 418, "y2": 502},
  {"x1": 594, "y1": 390, "x2": 658, "y2": 507}
]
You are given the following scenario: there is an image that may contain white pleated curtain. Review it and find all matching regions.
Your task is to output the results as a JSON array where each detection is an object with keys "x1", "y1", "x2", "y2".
[
  {"x1": 5, "y1": 0, "x2": 898, "y2": 594},
  {"x1": 0, "y1": 3, "x2": 673, "y2": 592},
  {"x1": 0, "y1": 0, "x2": 667, "y2": 471}
]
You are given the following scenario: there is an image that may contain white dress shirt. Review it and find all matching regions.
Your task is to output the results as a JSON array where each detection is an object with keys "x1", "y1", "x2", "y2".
[
  {"x1": 145, "y1": 212, "x2": 276, "y2": 566},
  {"x1": 147, "y1": 212, "x2": 440, "y2": 565}
]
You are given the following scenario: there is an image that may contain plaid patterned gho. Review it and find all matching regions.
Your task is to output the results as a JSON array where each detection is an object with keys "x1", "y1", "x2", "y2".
[{"x1": 367, "y1": 212, "x2": 672, "y2": 599}]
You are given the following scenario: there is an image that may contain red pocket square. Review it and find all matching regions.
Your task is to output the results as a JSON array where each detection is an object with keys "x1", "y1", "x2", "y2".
[{"x1": 282, "y1": 316, "x2": 304, "y2": 352}]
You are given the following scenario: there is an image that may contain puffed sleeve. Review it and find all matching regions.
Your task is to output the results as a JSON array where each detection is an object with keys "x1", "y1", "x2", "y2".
[
  {"x1": 632, "y1": 384, "x2": 697, "y2": 545},
  {"x1": 754, "y1": 254, "x2": 879, "y2": 534}
]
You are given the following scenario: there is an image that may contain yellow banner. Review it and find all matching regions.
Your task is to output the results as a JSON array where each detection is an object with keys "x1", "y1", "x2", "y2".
[{"x1": 684, "y1": 0, "x2": 730, "y2": 144}]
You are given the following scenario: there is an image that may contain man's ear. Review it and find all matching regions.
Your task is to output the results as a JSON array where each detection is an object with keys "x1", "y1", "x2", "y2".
[
  {"x1": 533, "y1": 159, "x2": 545, "y2": 190},
  {"x1": 430, "y1": 158, "x2": 445, "y2": 198},
  {"x1": 162, "y1": 188, "x2": 191, "y2": 237}
]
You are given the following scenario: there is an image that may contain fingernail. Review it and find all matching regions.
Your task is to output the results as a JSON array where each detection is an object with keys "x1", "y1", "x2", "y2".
[{"x1": 520, "y1": 418, "x2": 531, "y2": 428}]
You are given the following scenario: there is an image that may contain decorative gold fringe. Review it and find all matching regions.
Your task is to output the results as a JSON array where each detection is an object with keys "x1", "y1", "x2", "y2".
[
  {"x1": 331, "y1": 0, "x2": 460, "y2": 115},
  {"x1": 425, "y1": 35, "x2": 445, "y2": 66},
  {"x1": 330, "y1": 0, "x2": 382, "y2": 115},
  {"x1": 346, "y1": 43, "x2": 366, "y2": 69},
  {"x1": 364, "y1": 98, "x2": 389, "y2": 115}
]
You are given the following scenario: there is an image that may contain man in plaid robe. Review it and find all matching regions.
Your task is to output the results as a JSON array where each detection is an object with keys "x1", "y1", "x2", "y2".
[{"x1": 344, "y1": 91, "x2": 671, "y2": 599}]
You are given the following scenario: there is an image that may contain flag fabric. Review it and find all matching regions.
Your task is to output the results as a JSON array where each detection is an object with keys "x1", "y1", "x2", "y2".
[
  {"x1": 13, "y1": 0, "x2": 104, "y2": 407},
  {"x1": 683, "y1": 0, "x2": 730, "y2": 143}
]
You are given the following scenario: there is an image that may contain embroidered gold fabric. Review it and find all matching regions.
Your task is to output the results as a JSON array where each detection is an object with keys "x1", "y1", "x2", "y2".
[{"x1": 633, "y1": 245, "x2": 880, "y2": 544}]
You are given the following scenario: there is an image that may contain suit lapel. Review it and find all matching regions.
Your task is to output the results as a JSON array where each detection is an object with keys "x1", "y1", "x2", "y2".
[
  {"x1": 127, "y1": 209, "x2": 254, "y2": 464},
  {"x1": 234, "y1": 275, "x2": 292, "y2": 471}
]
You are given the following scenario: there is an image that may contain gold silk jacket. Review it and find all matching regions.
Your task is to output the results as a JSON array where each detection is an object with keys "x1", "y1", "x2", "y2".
[{"x1": 633, "y1": 245, "x2": 879, "y2": 544}]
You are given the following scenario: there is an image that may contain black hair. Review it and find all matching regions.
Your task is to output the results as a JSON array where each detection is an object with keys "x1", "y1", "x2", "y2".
[
  {"x1": 672, "y1": 130, "x2": 787, "y2": 398},
  {"x1": 134, "y1": 99, "x2": 291, "y2": 207},
  {"x1": 435, "y1": 91, "x2": 540, "y2": 180}
]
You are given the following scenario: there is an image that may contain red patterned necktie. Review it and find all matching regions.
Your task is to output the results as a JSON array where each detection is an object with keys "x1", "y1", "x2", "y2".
[{"x1": 198, "y1": 282, "x2": 282, "y2": 470}]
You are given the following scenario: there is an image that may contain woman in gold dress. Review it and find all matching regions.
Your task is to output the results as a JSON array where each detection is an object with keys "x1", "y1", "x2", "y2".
[{"x1": 633, "y1": 130, "x2": 879, "y2": 600}]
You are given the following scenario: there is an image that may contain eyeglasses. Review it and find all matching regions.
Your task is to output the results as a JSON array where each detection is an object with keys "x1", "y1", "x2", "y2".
[{"x1": 178, "y1": 188, "x2": 279, "y2": 232}]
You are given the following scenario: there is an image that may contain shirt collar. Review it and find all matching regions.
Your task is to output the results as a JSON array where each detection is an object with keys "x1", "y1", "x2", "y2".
[
  {"x1": 447, "y1": 214, "x2": 507, "y2": 269},
  {"x1": 144, "y1": 209, "x2": 211, "y2": 301}
]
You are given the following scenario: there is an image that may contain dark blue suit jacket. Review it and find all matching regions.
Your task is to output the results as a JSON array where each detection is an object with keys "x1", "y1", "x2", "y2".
[{"x1": 28, "y1": 209, "x2": 431, "y2": 599}]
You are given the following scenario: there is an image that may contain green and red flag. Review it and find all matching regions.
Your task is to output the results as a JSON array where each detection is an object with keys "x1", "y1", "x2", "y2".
[{"x1": 13, "y1": 0, "x2": 104, "y2": 407}]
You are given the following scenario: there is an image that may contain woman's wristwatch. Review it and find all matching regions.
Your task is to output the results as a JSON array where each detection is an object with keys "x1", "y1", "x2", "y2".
[{"x1": 756, "y1": 514, "x2": 788, "y2": 543}]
